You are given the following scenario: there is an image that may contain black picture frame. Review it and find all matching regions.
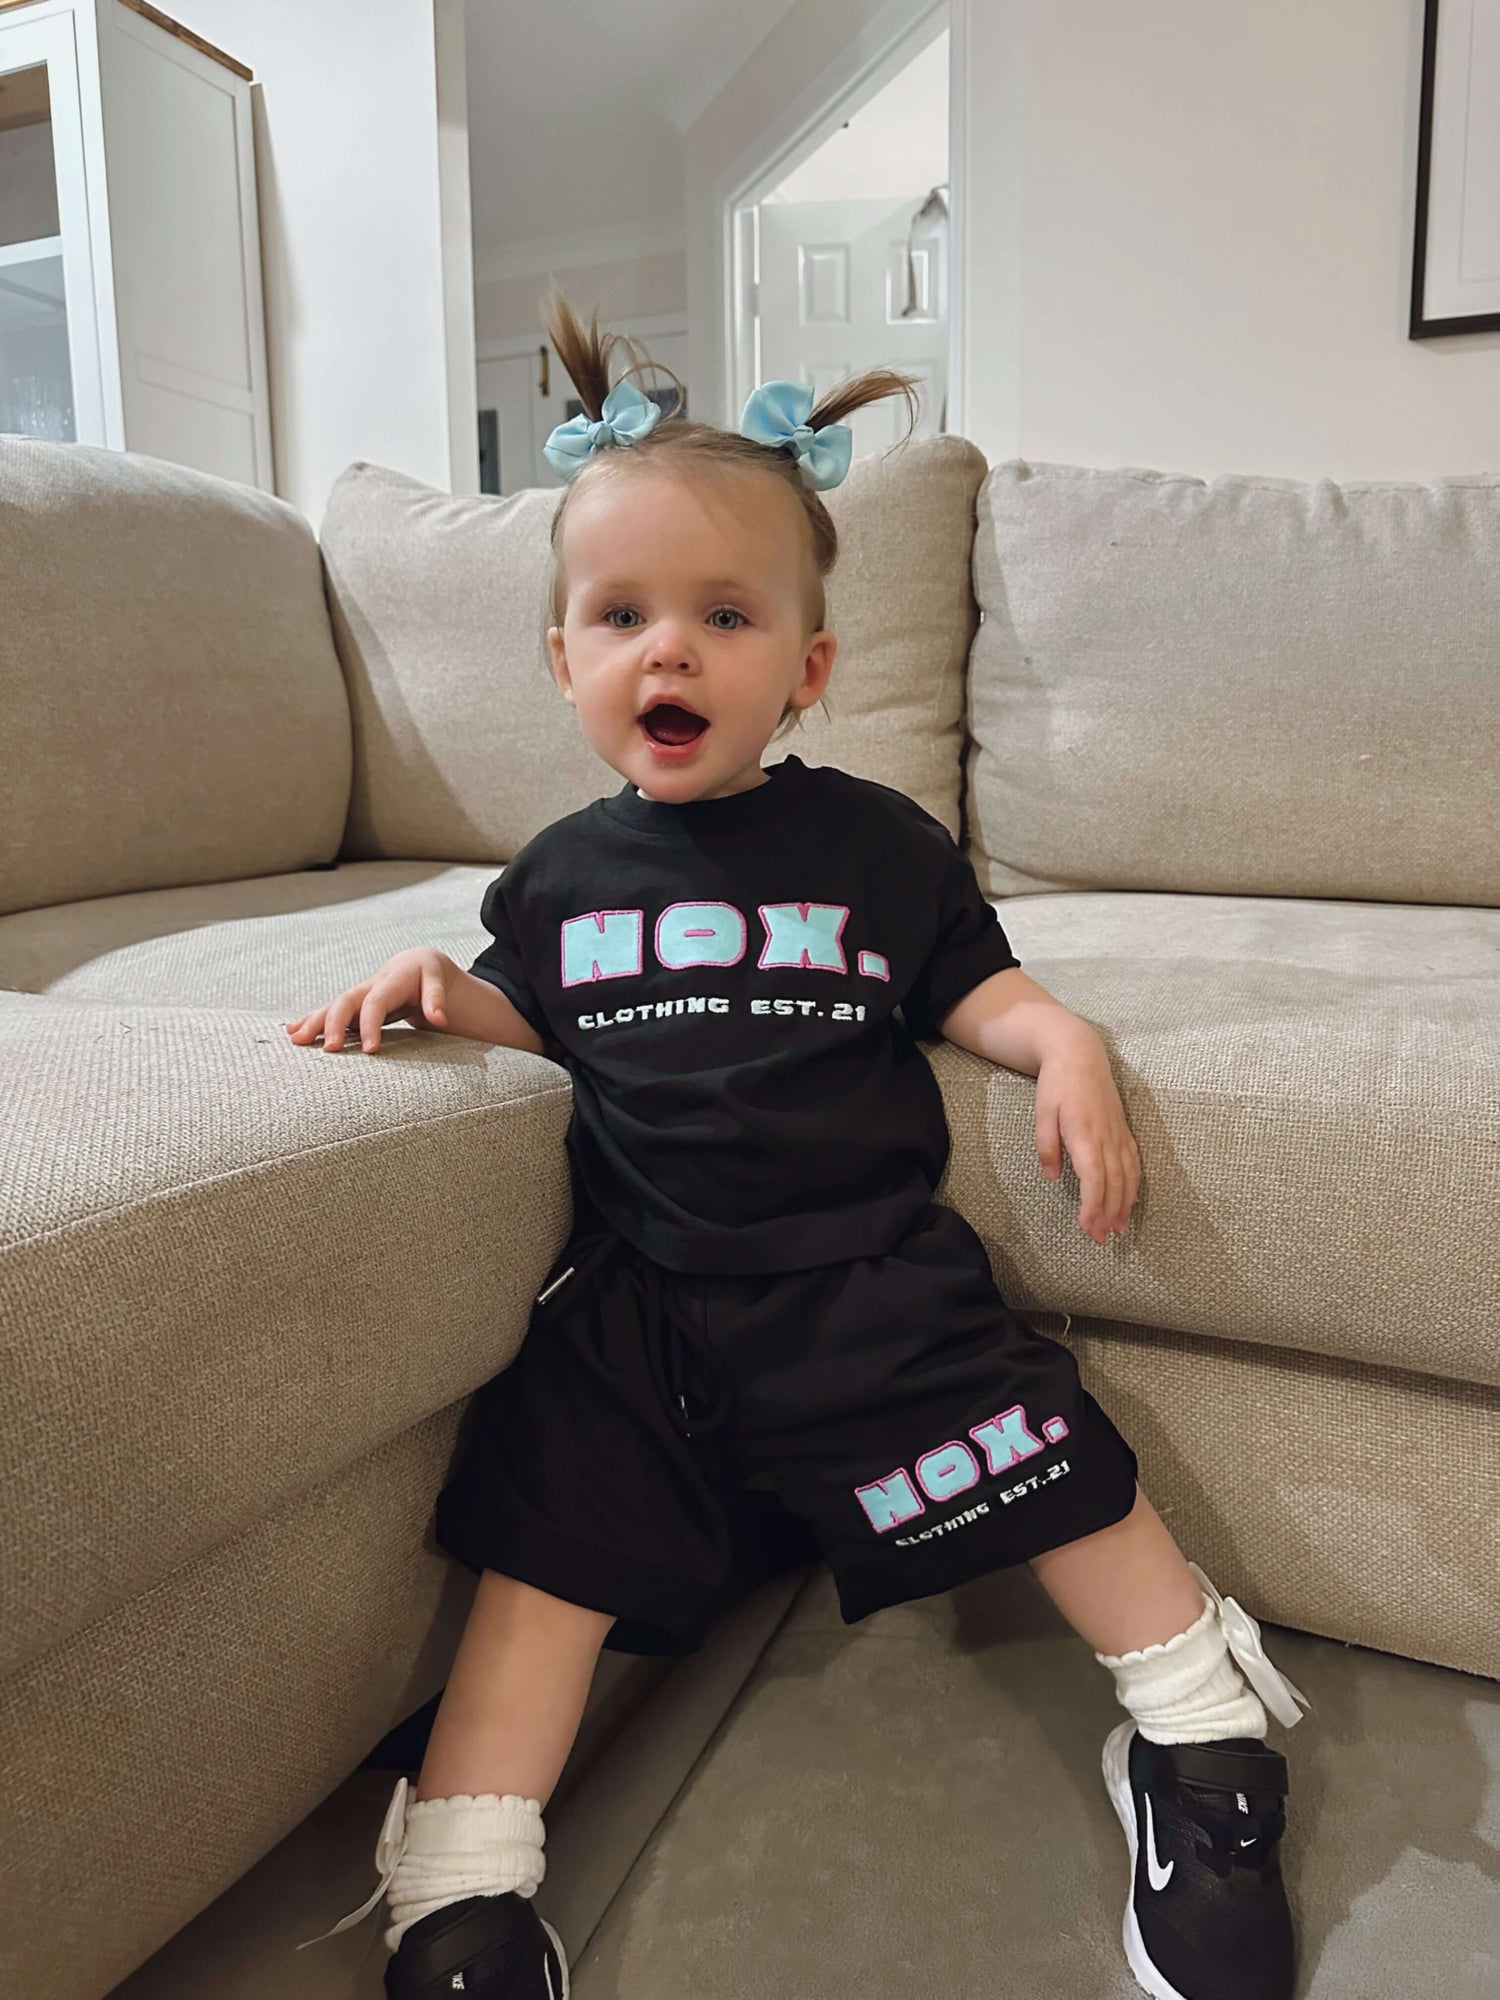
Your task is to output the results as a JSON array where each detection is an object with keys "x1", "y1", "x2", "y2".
[{"x1": 1411, "y1": 0, "x2": 1500, "y2": 337}]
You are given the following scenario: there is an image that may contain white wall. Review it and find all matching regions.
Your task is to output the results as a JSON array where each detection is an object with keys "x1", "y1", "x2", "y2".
[
  {"x1": 167, "y1": 0, "x2": 473, "y2": 521},
  {"x1": 475, "y1": 249, "x2": 687, "y2": 347},
  {"x1": 961, "y1": 0, "x2": 1500, "y2": 480},
  {"x1": 462, "y1": 0, "x2": 726, "y2": 351},
  {"x1": 690, "y1": 0, "x2": 1497, "y2": 480}
]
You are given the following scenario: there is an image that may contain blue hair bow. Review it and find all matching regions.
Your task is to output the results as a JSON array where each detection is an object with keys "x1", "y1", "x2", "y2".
[
  {"x1": 738, "y1": 381, "x2": 852, "y2": 491},
  {"x1": 543, "y1": 378, "x2": 661, "y2": 480}
]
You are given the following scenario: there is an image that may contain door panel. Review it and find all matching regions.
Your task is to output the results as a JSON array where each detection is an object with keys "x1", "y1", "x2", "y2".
[{"x1": 757, "y1": 195, "x2": 948, "y2": 451}]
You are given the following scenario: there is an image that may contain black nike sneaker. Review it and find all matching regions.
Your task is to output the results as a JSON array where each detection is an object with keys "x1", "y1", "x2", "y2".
[
  {"x1": 1102, "y1": 1721, "x2": 1294, "y2": 2000},
  {"x1": 384, "y1": 1892, "x2": 569, "y2": 1999}
]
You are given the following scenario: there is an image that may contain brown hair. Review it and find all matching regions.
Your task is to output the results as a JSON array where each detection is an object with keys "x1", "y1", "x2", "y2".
[{"x1": 541, "y1": 289, "x2": 920, "y2": 740}]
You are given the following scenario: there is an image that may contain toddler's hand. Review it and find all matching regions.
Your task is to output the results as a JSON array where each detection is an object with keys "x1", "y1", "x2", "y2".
[
  {"x1": 285, "y1": 949, "x2": 454, "y2": 1055},
  {"x1": 1034, "y1": 1035, "x2": 1141, "y2": 1245}
]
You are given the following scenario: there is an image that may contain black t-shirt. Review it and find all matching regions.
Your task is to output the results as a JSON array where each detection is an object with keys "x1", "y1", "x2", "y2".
[{"x1": 467, "y1": 753, "x2": 1020, "y2": 1275}]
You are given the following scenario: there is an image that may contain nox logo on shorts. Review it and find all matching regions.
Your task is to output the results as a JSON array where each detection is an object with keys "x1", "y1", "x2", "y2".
[{"x1": 853, "y1": 1402, "x2": 1071, "y2": 1532}]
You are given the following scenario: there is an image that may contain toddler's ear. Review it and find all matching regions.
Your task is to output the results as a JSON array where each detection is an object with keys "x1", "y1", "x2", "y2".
[{"x1": 547, "y1": 625, "x2": 570, "y2": 694}]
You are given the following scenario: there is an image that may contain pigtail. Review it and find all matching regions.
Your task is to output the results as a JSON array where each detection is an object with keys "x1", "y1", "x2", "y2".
[
  {"x1": 807, "y1": 367, "x2": 921, "y2": 445},
  {"x1": 540, "y1": 288, "x2": 685, "y2": 422}
]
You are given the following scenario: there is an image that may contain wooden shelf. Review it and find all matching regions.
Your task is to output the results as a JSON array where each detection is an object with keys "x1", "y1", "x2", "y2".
[{"x1": 0, "y1": 0, "x2": 251, "y2": 82}]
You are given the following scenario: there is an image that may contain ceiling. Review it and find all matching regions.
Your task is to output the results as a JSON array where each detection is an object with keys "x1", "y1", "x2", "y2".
[
  {"x1": 463, "y1": 0, "x2": 802, "y2": 268},
  {"x1": 767, "y1": 28, "x2": 947, "y2": 205}
]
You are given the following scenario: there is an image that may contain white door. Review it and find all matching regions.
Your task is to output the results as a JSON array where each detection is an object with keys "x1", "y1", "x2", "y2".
[
  {"x1": 476, "y1": 351, "x2": 539, "y2": 496},
  {"x1": 756, "y1": 195, "x2": 947, "y2": 453},
  {"x1": 0, "y1": 12, "x2": 109, "y2": 446}
]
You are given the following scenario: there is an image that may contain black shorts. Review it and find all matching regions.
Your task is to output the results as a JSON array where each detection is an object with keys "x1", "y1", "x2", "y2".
[{"x1": 433, "y1": 1199, "x2": 1140, "y2": 1657}]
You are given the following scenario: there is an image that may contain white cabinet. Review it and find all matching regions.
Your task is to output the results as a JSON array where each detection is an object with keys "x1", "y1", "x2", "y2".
[{"x1": 0, "y1": 0, "x2": 270, "y2": 487}]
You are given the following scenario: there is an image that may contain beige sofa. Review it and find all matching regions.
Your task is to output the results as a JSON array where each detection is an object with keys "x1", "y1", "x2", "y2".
[{"x1": 2, "y1": 434, "x2": 1496, "y2": 2000}]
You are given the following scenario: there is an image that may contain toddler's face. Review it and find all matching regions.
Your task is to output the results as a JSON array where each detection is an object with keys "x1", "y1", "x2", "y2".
[{"x1": 547, "y1": 462, "x2": 836, "y2": 803}]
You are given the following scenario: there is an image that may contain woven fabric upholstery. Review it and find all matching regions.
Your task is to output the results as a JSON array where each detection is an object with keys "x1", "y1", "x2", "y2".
[
  {"x1": 0, "y1": 438, "x2": 352, "y2": 919},
  {"x1": 319, "y1": 437, "x2": 986, "y2": 865},
  {"x1": 1058, "y1": 1315, "x2": 1500, "y2": 1678},
  {"x1": 0, "y1": 982, "x2": 573, "y2": 1680},
  {"x1": 925, "y1": 890, "x2": 1499, "y2": 1389},
  {"x1": 0, "y1": 859, "x2": 470, "y2": 996},
  {"x1": 966, "y1": 460, "x2": 1500, "y2": 905},
  {"x1": 12, "y1": 862, "x2": 499, "y2": 1008},
  {"x1": 0, "y1": 1409, "x2": 471, "y2": 2000}
]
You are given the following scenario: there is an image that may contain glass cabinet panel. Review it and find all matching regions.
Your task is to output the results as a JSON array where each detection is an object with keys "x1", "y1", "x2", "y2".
[{"x1": 0, "y1": 59, "x2": 74, "y2": 441}]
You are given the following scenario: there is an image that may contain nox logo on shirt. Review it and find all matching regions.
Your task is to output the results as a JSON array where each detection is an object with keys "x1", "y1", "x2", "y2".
[{"x1": 559, "y1": 902, "x2": 892, "y2": 986}]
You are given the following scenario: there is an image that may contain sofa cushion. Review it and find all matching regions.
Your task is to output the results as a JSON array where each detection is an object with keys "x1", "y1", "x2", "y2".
[
  {"x1": 931, "y1": 890, "x2": 1499, "y2": 1390},
  {"x1": 0, "y1": 439, "x2": 352, "y2": 921},
  {"x1": 966, "y1": 460, "x2": 1500, "y2": 905},
  {"x1": 0, "y1": 979, "x2": 574, "y2": 1681},
  {"x1": 319, "y1": 436, "x2": 986, "y2": 865},
  {"x1": 16, "y1": 871, "x2": 1496, "y2": 1392},
  {"x1": 0, "y1": 861, "x2": 498, "y2": 1005}
]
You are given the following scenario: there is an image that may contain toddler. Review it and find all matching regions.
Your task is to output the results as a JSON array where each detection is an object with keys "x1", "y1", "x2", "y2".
[{"x1": 289, "y1": 294, "x2": 1307, "y2": 2000}]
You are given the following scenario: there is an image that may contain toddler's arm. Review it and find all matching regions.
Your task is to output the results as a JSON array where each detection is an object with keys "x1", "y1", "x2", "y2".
[
  {"x1": 428, "y1": 963, "x2": 548, "y2": 1055},
  {"x1": 285, "y1": 948, "x2": 547, "y2": 1058}
]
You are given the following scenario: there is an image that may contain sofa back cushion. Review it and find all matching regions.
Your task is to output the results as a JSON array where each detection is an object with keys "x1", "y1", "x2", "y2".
[
  {"x1": 0, "y1": 439, "x2": 352, "y2": 921},
  {"x1": 967, "y1": 461, "x2": 1500, "y2": 905},
  {"x1": 320, "y1": 435, "x2": 987, "y2": 863}
]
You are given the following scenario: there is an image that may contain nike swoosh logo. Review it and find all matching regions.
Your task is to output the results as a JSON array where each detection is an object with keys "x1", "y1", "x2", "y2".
[{"x1": 1143, "y1": 1792, "x2": 1174, "y2": 1890}]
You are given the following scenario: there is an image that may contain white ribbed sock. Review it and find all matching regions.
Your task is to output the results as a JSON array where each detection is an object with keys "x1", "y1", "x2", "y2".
[
  {"x1": 382, "y1": 1790, "x2": 547, "y2": 1952},
  {"x1": 1096, "y1": 1591, "x2": 1269, "y2": 1745}
]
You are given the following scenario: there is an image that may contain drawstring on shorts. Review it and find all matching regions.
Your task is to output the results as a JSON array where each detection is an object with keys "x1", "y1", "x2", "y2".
[
  {"x1": 534, "y1": 1224, "x2": 736, "y2": 1444},
  {"x1": 533, "y1": 1219, "x2": 738, "y2": 1584}
]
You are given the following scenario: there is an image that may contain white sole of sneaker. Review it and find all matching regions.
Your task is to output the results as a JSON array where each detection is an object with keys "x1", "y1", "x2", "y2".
[
  {"x1": 1102, "y1": 1721, "x2": 1190, "y2": 2000},
  {"x1": 540, "y1": 1914, "x2": 570, "y2": 1999}
]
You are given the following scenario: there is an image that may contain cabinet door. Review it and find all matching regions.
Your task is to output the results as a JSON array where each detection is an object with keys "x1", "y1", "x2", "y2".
[
  {"x1": 0, "y1": 10, "x2": 109, "y2": 444},
  {"x1": 96, "y1": 0, "x2": 271, "y2": 487}
]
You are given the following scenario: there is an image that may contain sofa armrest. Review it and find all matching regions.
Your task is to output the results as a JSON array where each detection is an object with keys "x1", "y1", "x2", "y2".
[{"x1": 0, "y1": 992, "x2": 574, "y2": 1681}]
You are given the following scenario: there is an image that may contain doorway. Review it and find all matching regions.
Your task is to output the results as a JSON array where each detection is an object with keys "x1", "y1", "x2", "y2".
[
  {"x1": 476, "y1": 314, "x2": 688, "y2": 497},
  {"x1": 725, "y1": 7, "x2": 952, "y2": 449}
]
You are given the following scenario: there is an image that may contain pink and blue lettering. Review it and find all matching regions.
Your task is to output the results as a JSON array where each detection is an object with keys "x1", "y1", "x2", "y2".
[
  {"x1": 558, "y1": 900, "x2": 890, "y2": 987},
  {"x1": 854, "y1": 1402, "x2": 1071, "y2": 1533}
]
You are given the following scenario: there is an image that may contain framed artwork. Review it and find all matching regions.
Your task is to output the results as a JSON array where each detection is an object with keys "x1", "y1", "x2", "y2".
[{"x1": 1411, "y1": 0, "x2": 1500, "y2": 336}]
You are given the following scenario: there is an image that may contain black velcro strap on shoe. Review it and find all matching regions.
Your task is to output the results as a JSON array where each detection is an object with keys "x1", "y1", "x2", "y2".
[
  {"x1": 386, "y1": 1893, "x2": 535, "y2": 1999},
  {"x1": 1139, "y1": 1738, "x2": 1289, "y2": 1797}
]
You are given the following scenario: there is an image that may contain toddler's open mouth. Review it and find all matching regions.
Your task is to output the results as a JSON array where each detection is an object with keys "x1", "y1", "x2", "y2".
[{"x1": 640, "y1": 703, "x2": 710, "y2": 748}]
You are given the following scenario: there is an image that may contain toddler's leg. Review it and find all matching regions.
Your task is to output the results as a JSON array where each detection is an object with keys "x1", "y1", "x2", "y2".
[
  {"x1": 417, "y1": 1568, "x2": 615, "y2": 1803},
  {"x1": 1030, "y1": 1487, "x2": 1203, "y2": 1655},
  {"x1": 1031, "y1": 1490, "x2": 1306, "y2": 2000},
  {"x1": 299, "y1": 1570, "x2": 614, "y2": 1961},
  {"x1": 1030, "y1": 1488, "x2": 1267, "y2": 1742},
  {"x1": 382, "y1": 1571, "x2": 614, "y2": 1949}
]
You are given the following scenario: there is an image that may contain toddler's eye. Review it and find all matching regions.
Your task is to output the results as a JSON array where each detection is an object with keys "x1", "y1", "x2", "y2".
[
  {"x1": 604, "y1": 606, "x2": 642, "y2": 630},
  {"x1": 708, "y1": 607, "x2": 746, "y2": 630}
]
